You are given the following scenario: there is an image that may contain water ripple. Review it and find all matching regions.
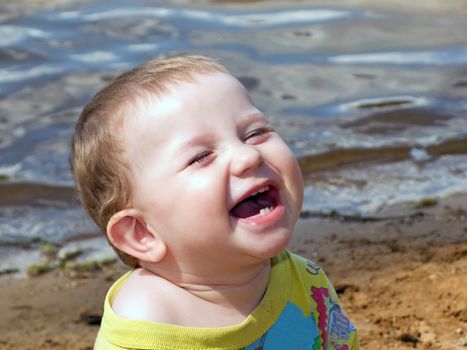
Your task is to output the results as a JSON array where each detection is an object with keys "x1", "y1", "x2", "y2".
[
  {"x1": 51, "y1": 7, "x2": 354, "y2": 28},
  {"x1": 70, "y1": 50, "x2": 119, "y2": 64},
  {"x1": 0, "y1": 0, "x2": 466, "y2": 252},
  {"x1": 0, "y1": 25, "x2": 51, "y2": 46},
  {"x1": 0, "y1": 64, "x2": 64, "y2": 84},
  {"x1": 330, "y1": 47, "x2": 467, "y2": 66}
]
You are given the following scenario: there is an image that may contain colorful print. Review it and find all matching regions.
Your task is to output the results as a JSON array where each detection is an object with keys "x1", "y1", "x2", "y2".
[
  {"x1": 329, "y1": 303, "x2": 354, "y2": 342},
  {"x1": 311, "y1": 287, "x2": 356, "y2": 349},
  {"x1": 244, "y1": 303, "x2": 319, "y2": 350},
  {"x1": 311, "y1": 287, "x2": 330, "y2": 349},
  {"x1": 306, "y1": 260, "x2": 321, "y2": 275}
]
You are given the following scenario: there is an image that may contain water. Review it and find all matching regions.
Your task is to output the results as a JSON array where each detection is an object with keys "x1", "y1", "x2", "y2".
[{"x1": 1, "y1": 0, "x2": 466, "y2": 274}]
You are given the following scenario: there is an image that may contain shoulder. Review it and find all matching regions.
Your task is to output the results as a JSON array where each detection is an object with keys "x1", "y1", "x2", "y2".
[
  {"x1": 283, "y1": 252, "x2": 359, "y2": 348},
  {"x1": 283, "y1": 251, "x2": 328, "y2": 283},
  {"x1": 283, "y1": 251, "x2": 340, "y2": 302},
  {"x1": 110, "y1": 268, "x2": 177, "y2": 323}
]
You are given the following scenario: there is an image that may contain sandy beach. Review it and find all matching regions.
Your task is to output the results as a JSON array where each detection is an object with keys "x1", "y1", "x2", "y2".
[
  {"x1": 1, "y1": 0, "x2": 467, "y2": 349},
  {"x1": 1, "y1": 194, "x2": 466, "y2": 350}
]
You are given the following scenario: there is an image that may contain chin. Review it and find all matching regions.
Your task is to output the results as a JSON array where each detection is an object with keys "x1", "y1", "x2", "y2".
[{"x1": 254, "y1": 229, "x2": 293, "y2": 260}]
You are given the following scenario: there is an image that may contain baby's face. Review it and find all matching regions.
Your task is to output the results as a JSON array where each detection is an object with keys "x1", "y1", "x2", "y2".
[{"x1": 122, "y1": 72, "x2": 303, "y2": 272}]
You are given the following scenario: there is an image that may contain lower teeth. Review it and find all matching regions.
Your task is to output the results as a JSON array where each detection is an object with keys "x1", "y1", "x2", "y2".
[{"x1": 259, "y1": 207, "x2": 273, "y2": 216}]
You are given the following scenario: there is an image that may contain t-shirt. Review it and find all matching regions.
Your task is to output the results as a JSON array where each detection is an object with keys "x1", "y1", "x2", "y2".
[{"x1": 94, "y1": 251, "x2": 359, "y2": 349}]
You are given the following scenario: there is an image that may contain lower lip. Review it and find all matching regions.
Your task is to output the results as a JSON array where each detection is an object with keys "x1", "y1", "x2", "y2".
[{"x1": 231, "y1": 204, "x2": 285, "y2": 228}]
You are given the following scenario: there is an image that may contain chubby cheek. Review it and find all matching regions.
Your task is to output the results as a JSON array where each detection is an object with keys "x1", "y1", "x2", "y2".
[
  {"x1": 270, "y1": 141, "x2": 304, "y2": 217},
  {"x1": 135, "y1": 183, "x2": 228, "y2": 263},
  {"x1": 289, "y1": 159, "x2": 304, "y2": 219},
  {"x1": 164, "y1": 173, "x2": 227, "y2": 232}
]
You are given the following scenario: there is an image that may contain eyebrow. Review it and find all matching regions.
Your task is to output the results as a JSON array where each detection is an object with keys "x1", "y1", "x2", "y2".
[
  {"x1": 236, "y1": 112, "x2": 269, "y2": 129},
  {"x1": 178, "y1": 134, "x2": 214, "y2": 150},
  {"x1": 173, "y1": 112, "x2": 268, "y2": 158},
  {"x1": 172, "y1": 134, "x2": 216, "y2": 162}
]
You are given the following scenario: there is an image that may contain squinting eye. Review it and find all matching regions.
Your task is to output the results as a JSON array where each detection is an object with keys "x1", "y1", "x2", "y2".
[
  {"x1": 244, "y1": 126, "x2": 274, "y2": 142},
  {"x1": 188, "y1": 151, "x2": 212, "y2": 167}
]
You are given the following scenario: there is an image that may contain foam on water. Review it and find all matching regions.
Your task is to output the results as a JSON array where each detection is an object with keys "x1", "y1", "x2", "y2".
[
  {"x1": 304, "y1": 155, "x2": 467, "y2": 214},
  {"x1": 0, "y1": 205, "x2": 96, "y2": 244}
]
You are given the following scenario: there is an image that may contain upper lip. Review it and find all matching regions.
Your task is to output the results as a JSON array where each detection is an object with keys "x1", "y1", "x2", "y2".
[{"x1": 229, "y1": 180, "x2": 276, "y2": 211}]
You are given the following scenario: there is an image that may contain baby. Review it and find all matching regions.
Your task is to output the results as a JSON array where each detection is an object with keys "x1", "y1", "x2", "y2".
[{"x1": 71, "y1": 54, "x2": 359, "y2": 349}]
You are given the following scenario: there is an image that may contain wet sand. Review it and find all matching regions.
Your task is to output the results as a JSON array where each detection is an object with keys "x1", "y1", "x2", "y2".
[{"x1": 1, "y1": 194, "x2": 466, "y2": 350}]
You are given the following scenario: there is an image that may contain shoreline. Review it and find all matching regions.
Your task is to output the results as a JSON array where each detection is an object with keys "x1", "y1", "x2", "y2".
[{"x1": 2, "y1": 194, "x2": 466, "y2": 349}]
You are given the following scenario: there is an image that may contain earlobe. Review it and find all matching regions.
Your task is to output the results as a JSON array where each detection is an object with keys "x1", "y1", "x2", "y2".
[{"x1": 107, "y1": 209, "x2": 167, "y2": 263}]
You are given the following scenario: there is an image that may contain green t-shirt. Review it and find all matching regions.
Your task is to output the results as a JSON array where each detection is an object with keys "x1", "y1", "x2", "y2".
[{"x1": 95, "y1": 251, "x2": 359, "y2": 349}]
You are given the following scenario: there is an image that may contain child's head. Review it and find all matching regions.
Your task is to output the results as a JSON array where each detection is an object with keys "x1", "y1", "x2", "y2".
[{"x1": 71, "y1": 54, "x2": 303, "y2": 272}]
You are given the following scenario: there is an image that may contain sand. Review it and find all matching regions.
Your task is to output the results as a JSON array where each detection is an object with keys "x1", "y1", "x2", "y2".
[{"x1": 1, "y1": 194, "x2": 466, "y2": 349}]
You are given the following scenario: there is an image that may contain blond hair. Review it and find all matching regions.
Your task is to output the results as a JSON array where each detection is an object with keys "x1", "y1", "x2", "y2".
[{"x1": 70, "y1": 54, "x2": 228, "y2": 267}]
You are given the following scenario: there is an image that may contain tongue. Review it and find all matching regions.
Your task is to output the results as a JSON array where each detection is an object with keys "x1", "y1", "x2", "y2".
[{"x1": 230, "y1": 192, "x2": 274, "y2": 218}]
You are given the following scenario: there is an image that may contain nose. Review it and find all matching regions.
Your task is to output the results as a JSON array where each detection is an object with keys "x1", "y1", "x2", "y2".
[{"x1": 230, "y1": 143, "x2": 263, "y2": 176}]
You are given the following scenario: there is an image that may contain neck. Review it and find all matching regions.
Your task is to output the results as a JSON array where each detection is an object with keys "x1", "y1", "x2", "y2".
[{"x1": 141, "y1": 258, "x2": 271, "y2": 315}]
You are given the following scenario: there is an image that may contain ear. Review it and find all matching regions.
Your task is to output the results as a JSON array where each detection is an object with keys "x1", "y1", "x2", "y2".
[{"x1": 107, "y1": 209, "x2": 167, "y2": 263}]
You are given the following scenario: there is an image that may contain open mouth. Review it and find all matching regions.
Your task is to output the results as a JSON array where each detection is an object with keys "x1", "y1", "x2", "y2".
[{"x1": 230, "y1": 185, "x2": 279, "y2": 219}]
